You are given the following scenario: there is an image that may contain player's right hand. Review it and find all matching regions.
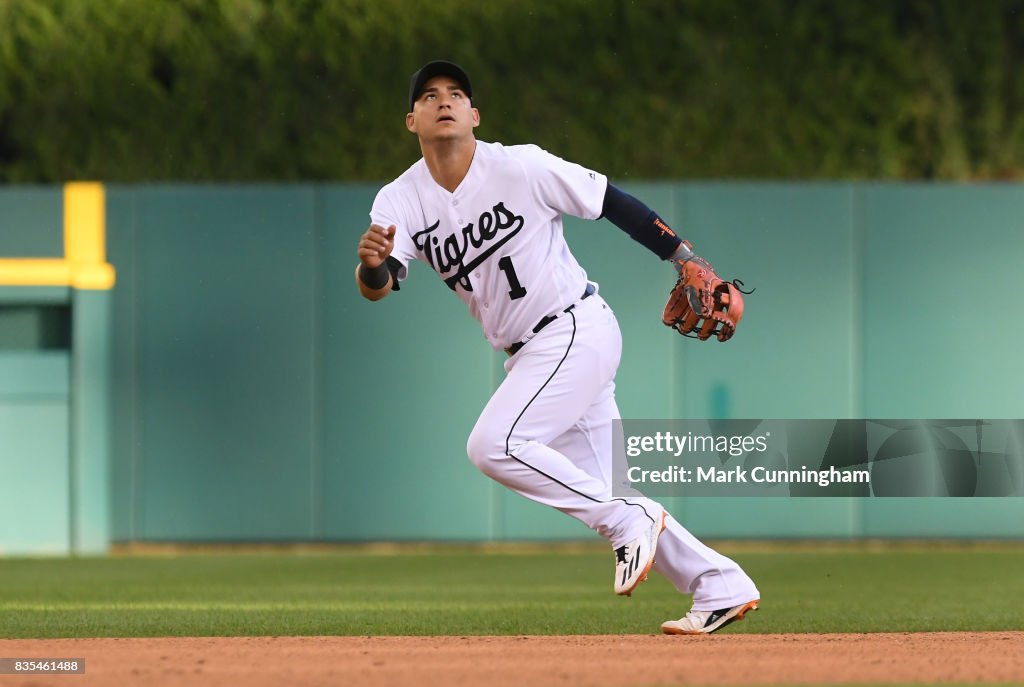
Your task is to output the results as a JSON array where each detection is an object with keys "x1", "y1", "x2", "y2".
[{"x1": 357, "y1": 224, "x2": 396, "y2": 269}]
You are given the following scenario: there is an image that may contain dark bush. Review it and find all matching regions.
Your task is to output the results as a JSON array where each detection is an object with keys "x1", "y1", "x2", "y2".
[{"x1": 1, "y1": 0, "x2": 1021, "y2": 182}]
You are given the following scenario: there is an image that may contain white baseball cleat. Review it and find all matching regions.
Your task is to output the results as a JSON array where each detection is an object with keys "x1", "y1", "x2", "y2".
[
  {"x1": 613, "y1": 510, "x2": 666, "y2": 596},
  {"x1": 661, "y1": 599, "x2": 760, "y2": 635}
]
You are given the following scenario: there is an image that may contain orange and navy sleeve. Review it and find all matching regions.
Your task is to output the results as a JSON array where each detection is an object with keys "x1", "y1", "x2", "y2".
[{"x1": 600, "y1": 183, "x2": 683, "y2": 260}]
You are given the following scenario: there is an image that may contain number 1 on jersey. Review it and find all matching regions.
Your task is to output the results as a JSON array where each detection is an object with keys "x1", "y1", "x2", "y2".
[{"x1": 498, "y1": 256, "x2": 527, "y2": 300}]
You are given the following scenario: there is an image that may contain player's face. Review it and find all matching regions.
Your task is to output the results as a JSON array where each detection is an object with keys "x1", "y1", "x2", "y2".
[{"x1": 406, "y1": 76, "x2": 479, "y2": 142}]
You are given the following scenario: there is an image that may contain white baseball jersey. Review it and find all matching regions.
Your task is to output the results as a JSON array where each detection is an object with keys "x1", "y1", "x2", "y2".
[
  {"x1": 370, "y1": 140, "x2": 608, "y2": 350},
  {"x1": 367, "y1": 138, "x2": 760, "y2": 614}
]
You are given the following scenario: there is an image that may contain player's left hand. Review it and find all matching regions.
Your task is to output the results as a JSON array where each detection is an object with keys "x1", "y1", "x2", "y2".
[{"x1": 663, "y1": 254, "x2": 752, "y2": 342}]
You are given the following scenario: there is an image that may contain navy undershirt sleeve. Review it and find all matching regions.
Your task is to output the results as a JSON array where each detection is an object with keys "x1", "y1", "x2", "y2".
[
  {"x1": 600, "y1": 183, "x2": 683, "y2": 260},
  {"x1": 384, "y1": 256, "x2": 403, "y2": 291}
]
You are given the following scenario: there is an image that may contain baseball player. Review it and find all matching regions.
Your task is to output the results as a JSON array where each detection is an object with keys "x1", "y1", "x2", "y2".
[{"x1": 355, "y1": 61, "x2": 760, "y2": 634}]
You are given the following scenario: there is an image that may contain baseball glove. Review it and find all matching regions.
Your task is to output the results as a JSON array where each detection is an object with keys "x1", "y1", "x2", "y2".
[{"x1": 663, "y1": 254, "x2": 751, "y2": 342}]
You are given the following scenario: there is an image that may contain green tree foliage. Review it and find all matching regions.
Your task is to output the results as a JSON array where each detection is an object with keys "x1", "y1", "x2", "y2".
[{"x1": 1, "y1": 0, "x2": 1022, "y2": 181}]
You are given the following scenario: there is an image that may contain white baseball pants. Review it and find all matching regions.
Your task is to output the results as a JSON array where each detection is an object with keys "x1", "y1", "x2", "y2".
[{"x1": 466, "y1": 290, "x2": 759, "y2": 610}]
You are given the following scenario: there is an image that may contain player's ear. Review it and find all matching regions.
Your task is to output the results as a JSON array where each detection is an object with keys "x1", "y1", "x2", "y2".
[
  {"x1": 471, "y1": 107, "x2": 480, "y2": 128},
  {"x1": 405, "y1": 112, "x2": 416, "y2": 133}
]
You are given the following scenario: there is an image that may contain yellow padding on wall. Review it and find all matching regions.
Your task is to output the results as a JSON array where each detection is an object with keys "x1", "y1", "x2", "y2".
[
  {"x1": 72, "y1": 263, "x2": 115, "y2": 290},
  {"x1": 0, "y1": 259, "x2": 114, "y2": 289},
  {"x1": 0, "y1": 259, "x2": 72, "y2": 286},
  {"x1": 0, "y1": 183, "x2": 116, "y2": 289},
  {"x1": 64, "y1": 182, "x2": 106, "y2": 264}
]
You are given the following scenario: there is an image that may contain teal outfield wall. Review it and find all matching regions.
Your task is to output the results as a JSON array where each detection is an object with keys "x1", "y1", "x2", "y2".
[
  {"x1": 1, "y1": 186, "x2": 115, "y2": 555},
  {"x1": 8, "y1": 182, "x2": 1022, "y2": 546}
]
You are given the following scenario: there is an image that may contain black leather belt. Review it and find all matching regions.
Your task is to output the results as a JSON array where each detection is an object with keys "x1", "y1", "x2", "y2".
[{"x1": 504, "y1": 283, "x2": 595, "y2": 357}]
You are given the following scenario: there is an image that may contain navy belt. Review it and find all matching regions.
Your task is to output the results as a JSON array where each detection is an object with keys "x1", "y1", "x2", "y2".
[{"x1": 505, "y1": 283, "x2": 595, "y2": 357}]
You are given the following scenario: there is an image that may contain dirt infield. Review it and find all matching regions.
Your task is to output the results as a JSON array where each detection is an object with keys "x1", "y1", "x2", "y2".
[{"x1": 2, "y1": 632, "x2": 1022, "y2": 686}]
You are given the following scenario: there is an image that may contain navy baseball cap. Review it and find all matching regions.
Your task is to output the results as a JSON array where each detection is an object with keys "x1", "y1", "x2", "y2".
[{"x1": 408, "y1": 60, "x2": 473, "y2": 112}]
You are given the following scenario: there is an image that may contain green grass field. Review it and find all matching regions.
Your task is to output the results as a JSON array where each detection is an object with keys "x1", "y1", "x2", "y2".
[{"x1": 2, "y1": 545, "x2": 1022, "y2": 638}]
